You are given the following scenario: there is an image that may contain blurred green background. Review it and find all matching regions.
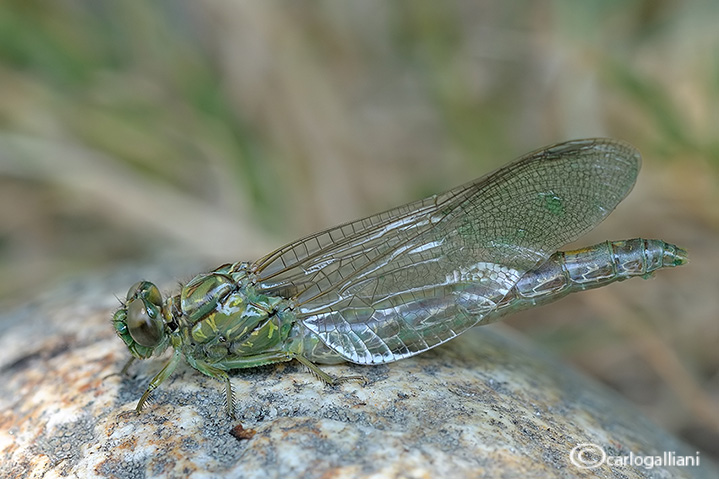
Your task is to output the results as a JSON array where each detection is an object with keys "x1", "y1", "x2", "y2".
[{"x1": 0, "y1": 0, "x2": 717, "y2": 459}]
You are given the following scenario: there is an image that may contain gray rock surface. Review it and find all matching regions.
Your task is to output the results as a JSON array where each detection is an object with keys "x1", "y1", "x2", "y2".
[{"x1": 0, "y1": 265, "x2": 715, "y2": 479}]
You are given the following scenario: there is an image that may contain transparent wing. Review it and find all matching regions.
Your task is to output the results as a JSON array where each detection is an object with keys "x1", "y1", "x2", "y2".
[{"x1": 250, "y1": 139, "x2": 641, "y2": 364}]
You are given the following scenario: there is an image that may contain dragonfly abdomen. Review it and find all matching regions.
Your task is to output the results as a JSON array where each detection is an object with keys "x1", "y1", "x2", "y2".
[{"x1": 489, "y1": 239, "x2": 687, "y2": 317}]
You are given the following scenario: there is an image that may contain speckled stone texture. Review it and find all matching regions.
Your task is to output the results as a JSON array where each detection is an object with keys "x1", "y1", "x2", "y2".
[{"x1": 0, "y1": 264, "x2": 716, "y2": 479}]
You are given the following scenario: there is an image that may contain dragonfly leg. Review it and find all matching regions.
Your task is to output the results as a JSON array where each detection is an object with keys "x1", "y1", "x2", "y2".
[
  {"x1": 102, "y1": 356, "x2": 136, "y2": 380},
  {"x1": 136, "y1": 349, "x2": 182, "y2": 414},
  {"x1": 192, "y1": 361, "x2": 236, "y2": 418},
  {"x1": 119, "y1": 356, "x2": 136, "y2": 376},
  {"x1": 292, "y1": 354, "x2": 367, "y2": 386}
]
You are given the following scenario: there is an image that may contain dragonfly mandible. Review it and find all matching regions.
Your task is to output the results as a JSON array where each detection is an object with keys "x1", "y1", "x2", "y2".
[{"x1": 112, "y1": 138, "x2": 687, "y2": 417}]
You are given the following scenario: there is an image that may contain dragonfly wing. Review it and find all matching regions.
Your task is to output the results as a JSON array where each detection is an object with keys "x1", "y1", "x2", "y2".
[{"x1": 251, "y1": 139, "x2": 641, "y2": 364}]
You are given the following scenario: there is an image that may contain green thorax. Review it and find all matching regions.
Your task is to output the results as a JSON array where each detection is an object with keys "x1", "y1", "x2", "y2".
[{"x1": 172, "y1": 262, "x2": 297, "y2": 363}]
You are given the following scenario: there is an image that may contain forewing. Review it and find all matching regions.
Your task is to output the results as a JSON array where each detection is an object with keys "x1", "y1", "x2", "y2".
[{"x1": 251, "y1": 139, "x2": 640, "y2": 363}]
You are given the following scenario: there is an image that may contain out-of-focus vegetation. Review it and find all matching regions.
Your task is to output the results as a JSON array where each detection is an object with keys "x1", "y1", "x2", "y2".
[{"x1": 0, "y1": 0, "x2": 717, "y2": 460}]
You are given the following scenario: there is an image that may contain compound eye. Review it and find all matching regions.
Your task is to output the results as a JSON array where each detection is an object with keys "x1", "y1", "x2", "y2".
[
  {"x1": 126, "y1": 281, "x2": 162, "y2": 307},
  {"x1": 143, "y1": 283, "x2": 162, "y2": 306},
  {"x1": 127, "y1": 298, "x2": 164, "y2": 348},
  {"x1": 126, "y1": 281, "x2": 144, "y2": 301}
]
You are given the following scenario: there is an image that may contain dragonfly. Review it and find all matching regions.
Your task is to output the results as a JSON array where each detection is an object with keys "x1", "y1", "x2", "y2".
[{"x1": 112, "y1": 138, "x2": 687, "y2": 417}]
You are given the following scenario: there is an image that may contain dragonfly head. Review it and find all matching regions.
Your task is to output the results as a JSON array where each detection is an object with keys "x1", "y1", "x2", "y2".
[{"x1": 113, "y1": 281, "x2": 172, "y2": 359}]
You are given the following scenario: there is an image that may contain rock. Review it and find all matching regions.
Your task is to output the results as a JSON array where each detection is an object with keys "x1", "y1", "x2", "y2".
[{"x1": 0, "y1": 265, "x2": 715, "y2": 479}]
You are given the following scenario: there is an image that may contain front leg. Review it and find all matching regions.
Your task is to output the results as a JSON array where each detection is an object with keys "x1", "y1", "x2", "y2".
[
  {"x1": 136, "y1": 349, "x2": 182, "y2": 414},
  {"x1": 102, "y1": 356, "x2": 136, "y2": 381}
]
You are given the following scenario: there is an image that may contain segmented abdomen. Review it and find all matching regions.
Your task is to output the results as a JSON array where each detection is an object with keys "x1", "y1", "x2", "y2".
[{"x1": 484, "y1": 238, "x2": 687, "y2": 320}]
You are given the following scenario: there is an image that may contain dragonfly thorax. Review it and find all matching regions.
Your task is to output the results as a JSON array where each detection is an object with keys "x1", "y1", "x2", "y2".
[{"x1": 177, "y1": 263, "x2": 296, "y2": 362}]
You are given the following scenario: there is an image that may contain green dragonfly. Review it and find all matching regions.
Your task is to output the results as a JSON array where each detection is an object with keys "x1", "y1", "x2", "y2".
[{"x1": 113, "y1": 138, "x2": 687, "y2": 417}]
